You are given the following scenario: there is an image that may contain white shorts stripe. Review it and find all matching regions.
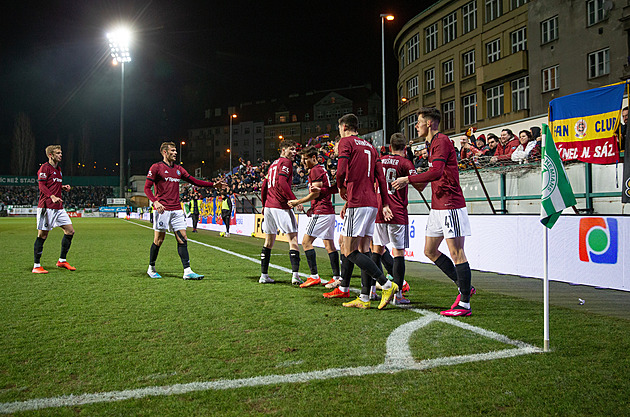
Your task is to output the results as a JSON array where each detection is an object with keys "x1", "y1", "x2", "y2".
[
  {"x1": 341, "y1": 207, "x2": 377, "y2": 238},
  {"x1": 425, "y1": 208, "x2": 471, "y2": 239}
]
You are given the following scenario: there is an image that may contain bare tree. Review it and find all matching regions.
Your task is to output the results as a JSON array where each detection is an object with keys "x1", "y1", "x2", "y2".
[{"x1": 11, "y1": 113, "x2": 36, "y2": 176}]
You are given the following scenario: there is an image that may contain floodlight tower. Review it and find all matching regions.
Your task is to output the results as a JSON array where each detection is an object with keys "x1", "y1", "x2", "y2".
[{"x1": 107, "y1": 28, "x2": 132, "y2": 198}]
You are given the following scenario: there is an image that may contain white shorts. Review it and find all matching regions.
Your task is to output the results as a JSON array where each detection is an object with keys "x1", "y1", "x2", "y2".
[
  {"x1": 425, "y1": 208, "x2": 471, "y2": 239},
  {"x1": 36, "y1": 208, "x2": 72, "y2": 231},
  {"x1": 153, "y1": 210, "x2": 187, "y2": 232},
  {"x1": 305, "y1": 213, "x2": 336, "y2": 240},
  {"x1": 262, "y1": 207, "x2": 298, "y2": 235},
  {"x1": 372, "y1": 223, "x2": 409, "y2": 249},
  {"x1": 341, "y1": 206, "x2": 377, "y2": 238}
]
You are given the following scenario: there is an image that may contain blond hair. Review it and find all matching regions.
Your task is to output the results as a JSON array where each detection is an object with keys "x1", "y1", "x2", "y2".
[
  {"x1": 160, "y1": 142, "x2": 176, "y2": 154},
  {"x1": 45, "y1": 145, "x2": 61, "y2": 157}
]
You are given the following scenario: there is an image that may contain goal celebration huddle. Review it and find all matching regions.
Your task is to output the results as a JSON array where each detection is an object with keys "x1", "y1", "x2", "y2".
[{"x1": 32, "y1": 108, "x2": 474, "y2": 317}]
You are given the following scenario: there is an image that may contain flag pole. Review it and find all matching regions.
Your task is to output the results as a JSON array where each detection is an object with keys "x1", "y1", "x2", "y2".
[{"x1": 543, "y1": 226, "x2": 550, "y2": 352}]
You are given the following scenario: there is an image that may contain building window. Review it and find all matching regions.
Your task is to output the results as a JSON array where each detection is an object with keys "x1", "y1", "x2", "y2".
[
  {"x1": 255, "y1": 137, "x2": 262, "y2": 145},
  {"x1": 541, "y1": 16, "x2": 558, "y2": 44},
  {"x1": 304, "y1": 113, "x2": 310, "y2": 121},
  {"x1": 357, "y1": 107, "x2": 364, "y2": 115},
  {"x1": 399, "y1": 48, "x2": 405, "y2": 70},
  {"x1": 425, "y1": 68, "x2": 435, "y2": 91},
  {"x1": 305, "y1": 126, "x2": 311, "y2": 134},
  {"x1": 256, "y1": 150, "x2": 262, "y2": 159},
  {"x1": 588, "y1": 48, "x2": 610, "y2": 78},
  {"x1": 215, "y1": 151, "x2": 220, "y2": 157},
  {"x1": 279, "y1": 115, "x2": 287, "y2": 123},
  {"x1": 407, "y1": 76, "x2": 419, "y2": 98},
  {"x1": 542, "y1": 65, "x2": 559, "y2": 91},
  {"x1": 587, "y1": 0, "x2": 606, "y2": 26},
  {"x1": 463, "y1": 50, "x2": 475, "y2": 76},
  {"x1": 486, "y1": 39, "x2": 501, "y2": 63},
  {"x1": 244, "y1": 127, "x2": 251, "y2": 134},
  {"x1": 511, "y1": 27, "x2": 527, "y2": 53},
  {"x1": 443, "y1": 59, "x2": 454, "y2": 84},
  {"x1": 485, "y1": 0, "x2": 502, "y2": 22},
  {"x1": 407, "y1": 114, "x2": 418, "y2": 140},
  {"x1": 443, "y1": 12, "x2": 457, "y2": 44},
  {"x1": 255, "y1": 126, "x2": 262, "y2": 134},
  {"x1": 425, "y1": 23, "x2": 438, "y2": 53},
  {"x1": 317, "y1": 111, "x2": 323, "y2": 119},
  {"x1": 215, "y1": 139, "x2": 219, "y2": 146},
  {"x1": 462, "y1": 1, "x2": 477, "y2": 34},
  {"x1": 442, "y1": 101, "x2": 455, "y2": 130},
  {"x1": 399, "y1": 85, "x2": 404, "y2": 101},
  {"x1": 292, "y1": 115, "x2": 297, "y2": 122},
  {"x1": 326, "y1": 111, "x2": 331, "y2": 118},
  {"x1": 511, "y1": 0, "x2": 528, "y2": 9},
  {"x1": 407, "y1": 34, "x2": 420, "y2": 64},
  {"x1": 243, "y1": 139, "x2": 249, "y2": 146},
  {"x1": 486, "y1": 85, "x2": 504, "y2": 118},
  {"x1": 335, "y1": 110, "x2": 342, "y2": 118},
  {"x1": 463, "y1": 93, "x2": 477, "y2": 126},
  {"x1": 511, "y1": 76, "x2": 529, "y2": 111}
]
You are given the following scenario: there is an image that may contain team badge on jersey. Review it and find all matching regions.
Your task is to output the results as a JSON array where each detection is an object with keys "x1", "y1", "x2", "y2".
[
  {"x1": 177, "y1": 170, "x2": 181, "y2": 176},
  {"x1": 39, "y1": 172, "x2": 47, "y2": 179}
]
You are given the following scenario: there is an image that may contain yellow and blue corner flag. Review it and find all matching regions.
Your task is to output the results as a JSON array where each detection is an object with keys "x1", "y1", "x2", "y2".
[{"x1": 540, "y1": 123, "x2": 576, "y2": 229}]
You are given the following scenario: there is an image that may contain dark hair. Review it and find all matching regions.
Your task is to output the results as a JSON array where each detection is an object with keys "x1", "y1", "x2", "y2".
[
  {"x1": 390, "y1": 132, "x2": 407, "y2": 151},
  {"x1": 279, "y1": 139, "x2": 297, "y2": 149},
  {"x1": 338, "y1": 113, "x2": 359, "y2": 131},
  {"x1": 300, "y1": 145, "x2": 319, "y2": 158},
  {"x1": 501, "y1": 128, "x2": 514, "y2": 137},
  {"x1": 417, "y1": 107, "x2": 441, "y2": 124},
  {"x1": 519, "y1": 130, "x2": 533, "y2": 142},
  {"x1": 530, "y1": 126, "x2": 541, "y2": 139},
  {"x1": 486, "y1": 133, "x2": 498, "y2": 142}
]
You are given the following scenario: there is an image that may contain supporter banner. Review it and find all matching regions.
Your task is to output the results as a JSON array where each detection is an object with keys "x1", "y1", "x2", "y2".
[
  {"x1": 0, "y1": 176, "x2": 37, "y2": 185},
  {"x1": 99, "y1": 206, "x2": 127, "y2": 212},
  {"x1": 252, "y1": 213, "x2": 295, "y2": 242},
  {"x1": 187, "y1": 196, "x2": 237, "y2": 226},
  {"x1": 67, "y1": 212, "x2": 82, "y2": 218},
  {"x1": 549, "y1": 83, "x2": 626, "y2": 164}
]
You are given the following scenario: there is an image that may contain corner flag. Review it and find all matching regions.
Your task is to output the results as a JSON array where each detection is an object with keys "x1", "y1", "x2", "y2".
[{"x1": 540, "y1": 123, "x2": 576, "y2": 228}]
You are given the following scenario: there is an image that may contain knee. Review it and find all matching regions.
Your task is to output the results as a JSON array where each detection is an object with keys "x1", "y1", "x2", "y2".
[
  {"x1": 424, "y1": 247, "x2": 439, "y2": 261},
  {"x1": 154, "y1": 237, "x2": 164, "y2": 246}
]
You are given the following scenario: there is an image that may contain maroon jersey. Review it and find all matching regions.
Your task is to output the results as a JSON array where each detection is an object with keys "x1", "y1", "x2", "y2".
[
  {"x1": 37, "y1": 162, "x2": 64, "y2": 209},
  {"x1": 145, "y1": 162, "x2": 196, "y2": 211},
  {"x1": 336, "y1": 135, "x2": 388, "y2": 209},
  {"x1": 263, "y1": 157, "x2": 296, "y2": 209},
  {"x1": 376, "y1": 155, "x2": 417, "y2": 224},
  {"x1": 308, "y1": 164, "x2": 335, "y2": 215},
  {"x1": 408, "y1": 133, "x2": 466, "y2": 210}
]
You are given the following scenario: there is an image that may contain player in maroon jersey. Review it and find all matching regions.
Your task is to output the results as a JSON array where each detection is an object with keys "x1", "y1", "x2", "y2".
[
  {"x1": 288, "y1": 145, "x2": 341, "y2": 288},
  {"x1": 144, "y1": 142, "x2": 224, "y2": 280},
  {"x1": 392, "y1": 107, "x2": 474, "y2": 317},
  {"x1": 372, "y1": 133, "x2": 424, "y2": 304},
  {"x1": 32, "y1": 145, "x2": 76, "y2": 273},
  {"x1": 259, "y1": 140, "x2": 303, "y2": 284},
  {"x1": 330, "y1": 113, "x2": 397, "y2": 310}
]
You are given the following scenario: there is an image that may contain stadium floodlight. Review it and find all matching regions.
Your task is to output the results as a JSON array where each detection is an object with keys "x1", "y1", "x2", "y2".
[
  {"x1": 380, "y1": 14, "x2": 394, "y2": 145},
  {"x1": 107, "y1": 27, "x2": 132, "y2": 198},
  {"x1": 107, "y1": 28, "x2": 132, "y2": 65}
]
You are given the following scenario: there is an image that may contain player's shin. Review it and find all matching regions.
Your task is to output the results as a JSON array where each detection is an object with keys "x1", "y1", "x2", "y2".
[
  {"x1": 289, "y1": 250, "x2": 300, "y2": 273},
  {"x1": 434, "y1": 253, "x2": 459, "y2": 285},
  {"x1": 60, "y1": 234, "x2": 73, "y2": 260},
  {"x1": 34, "y1": 237, "x2": 46, "y2": 264},
  {"x1": 456, "y1": 262, "x2": 472, "y2": 303},
  {"x1": 393, "y1": 256, "x2": 405, "y2": 289},
  {"x1": 347, "y1": 250, "x2": 388, "y2": 287},
  {"x1": 329, "y1": 251, "x2": 340, "y2": 277},
  {"x1": 339, "y1": 254, "x2": 354, "y2": 290},
  {"x1": 260, "y1": 247, "x2": 272, "y2": 275},
  {"x1": 305, "y1": 249, "x2": 318, "y2": 275},
  {"x1": 149, "y1": 243, "x2": 160, "y2": 267},
  {"x1": 177, "y1": 241, "x2": 190, "y2": 269}
]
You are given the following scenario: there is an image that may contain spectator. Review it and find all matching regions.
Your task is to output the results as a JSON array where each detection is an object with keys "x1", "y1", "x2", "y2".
[
  {"x1": 618, "y1": 106, "x2": 628, "y2": 153},
  {"x1": 474, "y1": 135, "x2": 489, "y2": 156},
  {"x1": 511, "y1": 130, "x2": 540, "y2": 163},
  {"x1": 486, "y1": 133, "x2": 499, "y2": 158},
  {"x1": 490, "y1": 128, "x2": 519, "y2": 163},
  {"x1": 414, "y1": 147, "x2": 429, "y2": 169}
]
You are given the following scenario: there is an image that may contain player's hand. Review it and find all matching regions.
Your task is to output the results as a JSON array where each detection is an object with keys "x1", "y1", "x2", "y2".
[
  {"x1": 154, "y1": 201, "x2": 165, "y2": 214},
  {"x1": 392, "y1": 176, "x2": 409, "y2": 190},
  {"x1": 62, "y1": 185, "x2": 71, "y2": 191},
  {"x1": 309, "y1": 184, "x2": 321, "y2": 193},
  {"x1": 339, "y1": 186, "x2": 348, "y2": 201},
  {"x1": 340, "y1": 204, "x2": 347, "y2": 219},
  {"x1": 288, "y1": 199, "x2": 299, "y2": 208},
  {"x1": 50, "y1": 195, "x2": 62, "y2": 203},
  {"x1": 382, "y1": 206, "x2": 393, "y2": 222}
]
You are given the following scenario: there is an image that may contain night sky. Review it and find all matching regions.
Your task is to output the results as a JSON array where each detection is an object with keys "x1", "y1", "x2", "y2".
[{"x1": 1, "y1": 0, "x2": 436, "y2": 175}]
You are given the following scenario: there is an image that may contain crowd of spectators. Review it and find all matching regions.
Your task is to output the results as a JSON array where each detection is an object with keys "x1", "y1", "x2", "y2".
[
  {"x1": 0, "y1": 185, "x2": 114, "y2": 208},
  {"x1": 178, "y1": 124, "x2": 554, "y2": 203}
]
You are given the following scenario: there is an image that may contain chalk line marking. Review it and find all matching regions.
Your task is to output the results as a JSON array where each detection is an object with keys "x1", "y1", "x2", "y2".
[{"x1": 0, "y1": 221, "x2": 542, "y2": 414}]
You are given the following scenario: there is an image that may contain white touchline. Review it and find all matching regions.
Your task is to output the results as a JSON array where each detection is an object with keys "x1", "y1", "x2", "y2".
[{"x1": 0, "y1": 221, "x2": 542, "y2": 414}]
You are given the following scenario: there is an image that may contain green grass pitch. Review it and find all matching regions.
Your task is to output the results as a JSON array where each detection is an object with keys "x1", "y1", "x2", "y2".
[{"x1": 0, "y1": 217, "x2": 628, "y2": 416}]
